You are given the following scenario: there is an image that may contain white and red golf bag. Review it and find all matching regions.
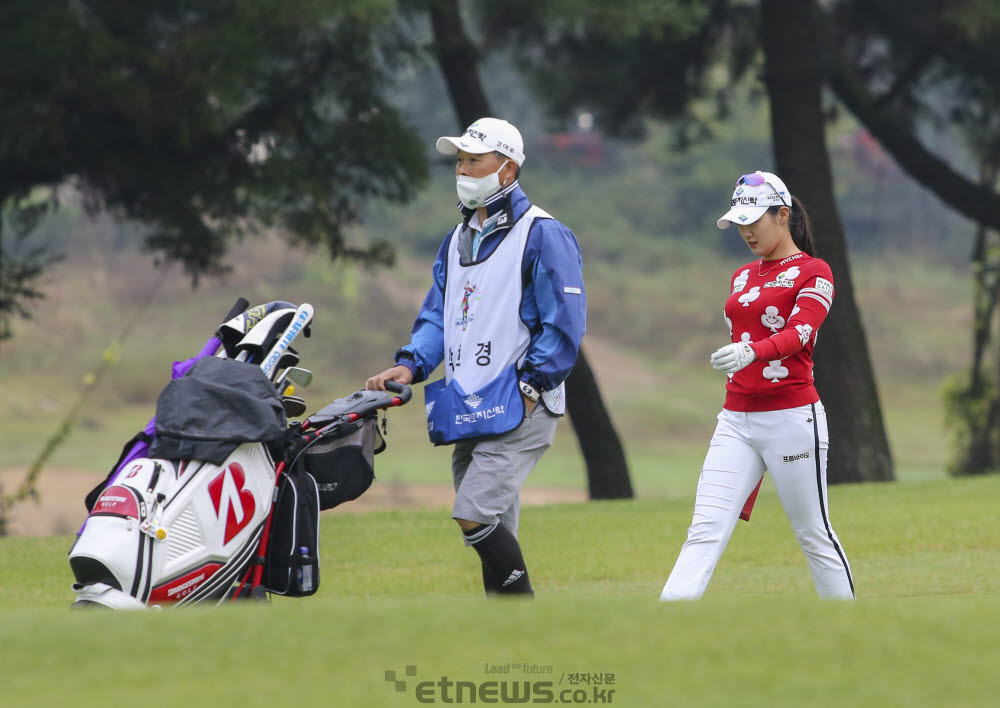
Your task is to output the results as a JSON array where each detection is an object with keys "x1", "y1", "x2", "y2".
[
  {"x1": 70, "y1": 444, "x2": 278, "y2": 609},
  {"x1": 68, "y1": 298, "x2": 410, "y2": 609}
]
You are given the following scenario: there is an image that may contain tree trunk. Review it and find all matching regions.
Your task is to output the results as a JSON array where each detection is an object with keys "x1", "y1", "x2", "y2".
[
  {"x1": 0, "y1": 481, "x2": 7, "y2": 537},
  {"x1": 563, "y1": 347, "x2": 634, "y2": 498},
  {"x1": 427, "y1": 0, "x2": 492, "y2": 127},
  {"x1": 761, "y1": 0, "x2": 894, "y2": 483},
  {"x1": 969, "y1": 165, "x2": 999, "y2": 394},
  {"x1": 955, "y1": 165, "x2": 1000, "y2": 474},
  {"x1": 427, "y1": 0, "x2": 633, "y2": 498},
  {"x1": 0, "y1": 216, "x2": 6, "y2": 341}
]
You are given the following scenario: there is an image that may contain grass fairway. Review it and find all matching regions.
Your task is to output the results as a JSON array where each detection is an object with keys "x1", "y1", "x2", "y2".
[{"x1": 2, "y1": 476, "x2": 999, "y2": 707}]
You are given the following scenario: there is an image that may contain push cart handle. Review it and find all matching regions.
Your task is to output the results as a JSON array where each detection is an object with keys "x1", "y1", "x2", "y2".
[{"x1": 384, "y1": 380, "x2": 412, "y2": 404}]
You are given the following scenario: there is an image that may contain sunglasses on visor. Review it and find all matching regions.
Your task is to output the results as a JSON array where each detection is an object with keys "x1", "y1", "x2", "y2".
[{"x1": 735, "y1": 173, "x2": 790, "y2": 206}]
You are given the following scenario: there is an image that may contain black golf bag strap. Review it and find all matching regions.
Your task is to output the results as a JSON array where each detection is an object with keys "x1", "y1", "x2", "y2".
[{"x1": 84, "y1": 430, "x2": 154, "y2": 512}]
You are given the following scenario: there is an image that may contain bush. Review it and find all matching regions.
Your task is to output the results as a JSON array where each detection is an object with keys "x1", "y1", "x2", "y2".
[{"x1": 941, "y1": 371, "x2": 1000, "y2": 475}]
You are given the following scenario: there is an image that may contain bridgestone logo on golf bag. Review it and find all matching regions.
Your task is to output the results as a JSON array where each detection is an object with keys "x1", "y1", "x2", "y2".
[{"x1": 208, "y1": 463, "x2": 258, "y2": 545}]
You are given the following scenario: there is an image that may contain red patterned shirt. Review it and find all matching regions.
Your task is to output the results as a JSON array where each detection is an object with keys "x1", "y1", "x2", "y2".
[{"x1": 722, "y1": 252, "x2": 834, "y2": 412}]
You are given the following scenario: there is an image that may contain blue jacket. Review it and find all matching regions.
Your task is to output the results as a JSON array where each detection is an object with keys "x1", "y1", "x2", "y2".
[{"x1": 395, "y1": 182, "x2": 586, "y2": 395}]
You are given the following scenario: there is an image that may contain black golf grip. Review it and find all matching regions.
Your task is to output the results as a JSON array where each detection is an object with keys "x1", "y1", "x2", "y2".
[
  {"x1": 384, "y1": 380, "x2": 412, "y2": 404},
  {"x1": 222, "y1": 297, "x2": 250, "y2": 323}
]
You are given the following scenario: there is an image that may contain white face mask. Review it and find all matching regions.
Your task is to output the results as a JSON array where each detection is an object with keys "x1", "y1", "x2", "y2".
[{"x1": 456, "y1": 159, "x2": 510, "y2": 209}]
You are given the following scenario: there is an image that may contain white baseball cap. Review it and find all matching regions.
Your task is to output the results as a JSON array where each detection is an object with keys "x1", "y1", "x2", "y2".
[
  {"x1": 716, "y1": 171, "x2": 792, "y2": 229},
  {"x1": 436, "y1": 117, "x2": 525, "y2": 166}
]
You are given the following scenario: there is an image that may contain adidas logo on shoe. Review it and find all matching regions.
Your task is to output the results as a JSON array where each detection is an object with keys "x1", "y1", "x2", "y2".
[{"x1": 502, "y1": 569, "x2": 524, "y2": 587}]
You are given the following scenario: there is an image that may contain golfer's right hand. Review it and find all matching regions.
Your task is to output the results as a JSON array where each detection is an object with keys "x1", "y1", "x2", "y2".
[{"x1": 366, "y1": 365, "x2": 414, "y2": 391}]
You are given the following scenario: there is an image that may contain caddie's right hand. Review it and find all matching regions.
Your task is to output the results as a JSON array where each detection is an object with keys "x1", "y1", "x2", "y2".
[{"x1": 366, "y1": 365, "x2": 414, "y2": 391}]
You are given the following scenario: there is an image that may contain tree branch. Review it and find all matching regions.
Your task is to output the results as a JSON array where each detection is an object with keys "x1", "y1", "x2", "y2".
[
  {"x1": 828, "y1": 47, "x2": 1000, "y2": 229},
  {"x1": 870, "y1": 43, "x2": 940, "y2": 112}
]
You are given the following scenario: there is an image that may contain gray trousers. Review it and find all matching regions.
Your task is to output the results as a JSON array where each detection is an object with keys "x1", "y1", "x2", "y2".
[{"x1": 451, "y1": 404, "x2": 559, "y2": 543}]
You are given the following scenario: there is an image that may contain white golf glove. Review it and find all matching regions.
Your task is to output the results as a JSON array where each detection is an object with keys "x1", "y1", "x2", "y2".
[{"x1": 710, "y1": 342, "x2": 756, "y2": 374}]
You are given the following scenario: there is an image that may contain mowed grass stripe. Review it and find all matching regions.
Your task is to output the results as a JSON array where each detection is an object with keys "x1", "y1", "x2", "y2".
[
  {"x1": 0, "y1": 476, "x2": 998, "y2": 707},
  {"x1": 1, "y1": 597, "x2": 998, "y2": 707},
  {"x1": 2, "y1": 476, "x2": 998, "y2": 605}
]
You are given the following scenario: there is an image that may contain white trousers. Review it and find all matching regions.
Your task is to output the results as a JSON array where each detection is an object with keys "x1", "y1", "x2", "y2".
[{"x1": 660, "y1": 403, "x2": 855, "y2": 600}]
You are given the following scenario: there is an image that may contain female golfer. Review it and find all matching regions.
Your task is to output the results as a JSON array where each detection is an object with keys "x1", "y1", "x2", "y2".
[{"x1": 660, "y1": 171, "x2": 854, "y2": 600}]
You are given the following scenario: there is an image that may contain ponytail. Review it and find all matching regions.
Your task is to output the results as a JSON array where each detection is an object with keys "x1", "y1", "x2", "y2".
[{"x1": 768, "y1": 196, "x2": 815, "y2": 256}]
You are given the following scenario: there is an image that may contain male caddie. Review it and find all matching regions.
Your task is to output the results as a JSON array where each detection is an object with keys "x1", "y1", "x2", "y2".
[{"x1": 366, "y1": 117, "x2": 586, "y2": 595}]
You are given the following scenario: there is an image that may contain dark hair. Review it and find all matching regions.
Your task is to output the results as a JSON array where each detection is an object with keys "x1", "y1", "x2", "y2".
[
  {"x1": 493, "y1": 150, "x2": 522, "y2": 179},
  {"x1": 767, "y1": 196, "x2": 815, "y2": 256}
]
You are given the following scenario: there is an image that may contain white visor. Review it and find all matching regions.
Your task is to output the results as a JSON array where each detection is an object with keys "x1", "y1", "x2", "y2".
[
  {"x1": 717, "y1": 205, "x2": 770, "y2": 230},
  {"x1": 717, "y1": 171, "x2": 791, "y2": 229}
]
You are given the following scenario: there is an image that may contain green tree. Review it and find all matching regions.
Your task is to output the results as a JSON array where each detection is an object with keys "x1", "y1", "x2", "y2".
[
  {"x1": 477, "y1": 0, "x2": 894, "y2": 483},
  {"x1": 828, "y1": 0, "x2": 1000, "y2": 473},
  {"x1": 0, "y1": 197, "x2": 55, "y2": 340},
  {"x1": 826, "y1": 0, "x2": 1000, "y2": 228},
  {"x1": 0, "y1": 0, "x2": 427, "y2": 337}
]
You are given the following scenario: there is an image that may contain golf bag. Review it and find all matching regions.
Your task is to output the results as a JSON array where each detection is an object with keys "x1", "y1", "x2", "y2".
[{"x1": 68, "y1": 298, "x2": 410, "y2": 609}]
